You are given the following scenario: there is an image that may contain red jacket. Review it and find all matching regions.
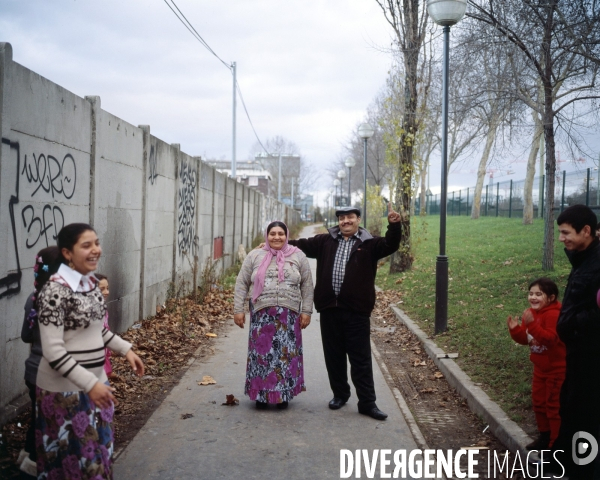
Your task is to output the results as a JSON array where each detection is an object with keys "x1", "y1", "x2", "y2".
[{"x1": 509, "y1": 301, "x2": 566, "y2": 373}]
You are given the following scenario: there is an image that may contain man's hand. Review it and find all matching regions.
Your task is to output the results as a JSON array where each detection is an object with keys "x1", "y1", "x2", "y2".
[{"x1": 387, "y1": 202, "x2": 407, "y2": 223}]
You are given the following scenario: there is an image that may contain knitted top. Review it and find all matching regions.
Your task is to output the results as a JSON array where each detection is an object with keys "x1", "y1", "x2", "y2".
[
  {"x1": 234, "y1": 249, "x2": 314, "y2": 315},
  {"x1": 36, "y1": 264, "x2": 132, "y2": 393}
]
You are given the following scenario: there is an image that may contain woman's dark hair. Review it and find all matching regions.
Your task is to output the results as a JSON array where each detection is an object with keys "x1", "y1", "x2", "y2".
[
  {"x1": 34, "y1": 246, "x2": 61, "y2": 293},
  {"x1": 529, "y1": 277, "x2": 559, "y2": 301},
  {"x1": 267, "y1": 221, "x2": 288, "y2": 236},
  {"x1": 57, "y1": 223, "x2": 95, "y2": 264},
  {"x1": 95, "y1": 273, "x2": 107, "y2": 281}
]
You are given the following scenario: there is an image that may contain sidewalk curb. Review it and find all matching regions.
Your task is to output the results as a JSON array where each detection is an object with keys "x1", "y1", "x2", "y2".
[
  {"x1": 371, "y1": 340, "x2": 430, "y2": 451},
  {"x1": 390, "y1": 305, "x2": 532, "y2": 457}
]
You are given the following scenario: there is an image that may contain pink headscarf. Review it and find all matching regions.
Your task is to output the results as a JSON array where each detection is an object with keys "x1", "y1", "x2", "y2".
[{"x1": 251, "y1": 221, "x2": 299, "y2": 303}]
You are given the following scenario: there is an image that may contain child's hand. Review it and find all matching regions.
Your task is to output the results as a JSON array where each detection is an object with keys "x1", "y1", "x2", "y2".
[
  {"x1": 506, "y1": 315, "x2": 519, "y2": 330},
  {"x1": 522, "y1": 309, "x2": 534, "y2": 326}
]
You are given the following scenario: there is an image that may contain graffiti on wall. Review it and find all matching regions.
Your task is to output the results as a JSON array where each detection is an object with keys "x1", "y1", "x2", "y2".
[
  {"x1": 0, "y1": 138, "x2": 77, "y2": 299},
  {"x1": 148, "y1": 143, "x2": 158, "y2": 185},
  {"x1": 0, "y1": 138, "x2": 23, "y2": 299},
  {"x1": 177, "y1": 157, "x2": 198, "y2": 255},
  {"x1": 19, "y1": 151, "x2": 75, "y2": 250}
]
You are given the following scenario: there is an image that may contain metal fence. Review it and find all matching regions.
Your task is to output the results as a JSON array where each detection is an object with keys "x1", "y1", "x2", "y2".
[{"x1": 416, "y1": 168, "x2": 600, "y2": 217}]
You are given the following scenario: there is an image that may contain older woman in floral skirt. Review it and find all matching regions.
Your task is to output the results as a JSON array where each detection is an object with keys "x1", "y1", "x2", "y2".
[{"x1": 234, "y1": 221, "x2": 313, "y2": 410}]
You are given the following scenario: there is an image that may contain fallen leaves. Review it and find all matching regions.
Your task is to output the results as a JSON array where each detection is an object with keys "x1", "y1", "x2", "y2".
[
  {"x1": 180, "y1": 413, "x2": 194, "y2": 419},
  {"x1": 222, "y1": 394, "x2": 239, "y2": 406},
  {"x1": 205, "y1": 333, "x2": 218, "y2": 338},
  {"x1": 198, "y1": 375, "x2": 217, "y2": 385}
]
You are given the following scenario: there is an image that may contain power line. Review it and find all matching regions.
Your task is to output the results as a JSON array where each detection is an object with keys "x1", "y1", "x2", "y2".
[
  {"x1": 236, "y1": 81, "x2": 270, "y2": 155},
  {"x1": 163, "y1": 0, "x2": 231, "y2": 70},
  {"x1": 163, "y1": 0, "x2": 269, "y2": 156}
]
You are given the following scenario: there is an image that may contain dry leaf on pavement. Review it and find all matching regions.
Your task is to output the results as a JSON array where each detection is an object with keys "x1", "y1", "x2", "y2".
[
  {"x1": 222, "y1": 394, "x2": 239, "y2": 406},
  {"x1": 198, "y1": 375, "x2": 216, "y2": 385}
]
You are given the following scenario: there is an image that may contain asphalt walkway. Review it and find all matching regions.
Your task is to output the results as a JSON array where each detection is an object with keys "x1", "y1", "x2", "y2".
[{"x1": 114, "y1": 225, "x2": 419, "y2": 479}]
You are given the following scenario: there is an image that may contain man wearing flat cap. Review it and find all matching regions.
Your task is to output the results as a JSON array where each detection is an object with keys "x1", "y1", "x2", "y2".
[{"x1": 288, "y1": 203, "x2": 405, "y2": 420}]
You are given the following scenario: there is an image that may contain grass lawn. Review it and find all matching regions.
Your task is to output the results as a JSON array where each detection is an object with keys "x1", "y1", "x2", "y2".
[{"x1": 376, "y1": 215, "x2": 572, "y2": 423}]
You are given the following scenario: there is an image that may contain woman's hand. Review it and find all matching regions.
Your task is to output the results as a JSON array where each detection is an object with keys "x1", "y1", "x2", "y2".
[
  {"x1": 234, "y1": 313, "x2": 246, "y2": 328},
  {"x1": 506, "y1": 315, "x2": 519, "y2": 330},
  {"x1": 125, "y1": 349, "x2": 145, "y2": 377},
  {"x1": 89, "y1": 381, "x2": 118, "y2": 409},
  {"x1": 300, "y1": 314, "x2": 311, "y2": 329}
]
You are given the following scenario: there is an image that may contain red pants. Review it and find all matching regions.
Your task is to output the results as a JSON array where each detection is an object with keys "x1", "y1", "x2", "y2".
[{"x1": 532, "y1": 369, "x2": 565, "y2": 447}]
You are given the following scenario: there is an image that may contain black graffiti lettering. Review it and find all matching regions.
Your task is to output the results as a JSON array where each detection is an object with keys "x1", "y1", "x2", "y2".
[
  {"x1": 0, "y1": 137, "x2": 22, "y2": 299},
  {"x1": 21, "y1": 204, "x2": 64, "y2": 250},
  {"x1": 177, "y1": 158, "x2": 198, "y2": 255},
  {"x1": 21, "y1": 152, "x2": 77, "y2": 200},
  {"x1": 148, "y1": 143, "x2": 158, "y2": 185}
]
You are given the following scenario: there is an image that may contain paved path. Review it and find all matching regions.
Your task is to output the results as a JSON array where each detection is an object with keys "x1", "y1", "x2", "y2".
[{"x1": 115, "y1": 225, "x2": 418, "y2": 479}]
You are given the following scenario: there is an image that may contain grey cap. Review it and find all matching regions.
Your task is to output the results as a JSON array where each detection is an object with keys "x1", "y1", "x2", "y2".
[{"x1": 335, "y1": 207, "x2": 361, "y2": 217}]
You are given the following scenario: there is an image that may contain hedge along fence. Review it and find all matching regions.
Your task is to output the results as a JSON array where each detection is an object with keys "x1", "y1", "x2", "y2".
[
  {"x1": 0, "y1": 42, "x2": 300, "y2": 421},
  {"x1": 417, "y1": 168, "x2": 600, "y2": 218}
]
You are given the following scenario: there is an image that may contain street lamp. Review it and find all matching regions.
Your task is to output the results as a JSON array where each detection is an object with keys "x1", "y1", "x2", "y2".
[
  {"x1": 328, "y1": 187, "x2": 335, "y2": 227},
  {"x1": 427, "y1": 0, "x2": 467, "y2": 335},
  {"x1": 345, "y1": 157, "x2": 355, "y2": 207},
  {"x1": 333, "y1": 179, "x2": 341, "y2": 208},
  {"x1": 337, "y1": 169, "x2": 347, "y2": 206},
  {"x1": 358, "y1": 123, "x2": 375, "y2": 228}
]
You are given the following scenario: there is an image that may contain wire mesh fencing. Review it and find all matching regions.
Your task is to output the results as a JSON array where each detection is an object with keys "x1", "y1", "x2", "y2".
[{"x1": 416, "y1": 168, "x2": 600, "y2": 218}]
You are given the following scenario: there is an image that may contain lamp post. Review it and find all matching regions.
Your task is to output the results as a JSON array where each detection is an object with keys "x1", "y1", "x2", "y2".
[
  {"x1": 337, "y1": 169, "x2": 347, "y2": 206},
  {"x1": 427, "y1": 0, "x2": 467, "y2": 335},
  {"x1": 345, "y1": 157, "x2": 355, "y2": 207},
  {"x1": 328, "y1": 187, "x2": 335, "y2": 227},
  {"x1": 358, "y1": 123, "x2": 375, "y2": 228},
  {"x1": 333, "y1": 179, "x2": 341, "y2": 208}
]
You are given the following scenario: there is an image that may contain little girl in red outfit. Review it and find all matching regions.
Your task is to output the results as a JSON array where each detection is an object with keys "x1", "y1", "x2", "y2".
[{"x1": 507, "y1": 277, "x2": 565, "y2": 451}]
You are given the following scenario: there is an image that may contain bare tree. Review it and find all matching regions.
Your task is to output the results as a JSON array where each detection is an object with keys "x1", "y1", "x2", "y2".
[
  {"x1": 375, "y1": 0, "x2": 429, "y2": 272},
  {"x1": 468, "y1": 0, "x2": 600, "y2": 269}
]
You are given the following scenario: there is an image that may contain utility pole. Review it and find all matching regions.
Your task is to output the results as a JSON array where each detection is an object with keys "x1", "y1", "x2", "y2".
[
  {"x1": 232, "y1": 61, "x2": 237, "y2": 178},
  {"x1": 278, "y1": 153, "x2": 282, "y2": 202}
]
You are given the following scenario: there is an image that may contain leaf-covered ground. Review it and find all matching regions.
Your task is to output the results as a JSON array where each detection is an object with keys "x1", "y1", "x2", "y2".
[{"x1": 0, "y1": 288, "x2": 233, "y2": 479}]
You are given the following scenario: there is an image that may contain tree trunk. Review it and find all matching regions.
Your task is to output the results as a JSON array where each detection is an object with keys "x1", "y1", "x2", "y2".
[
  {"x1": 389, "y1": 45, "x2": 420, "y2": 273},
  {"x1": 471, "y1": 124, "x2": 498, "y2": 219},
  {"x1": 419, "y1": 163, "x2": 427, "y2": 216},
  {"x1": 541, "y1": 4, "x2": 557, "y2": 271},
  {"x1": 522, "y1": 111, "x2": 543, "y2": 225}
]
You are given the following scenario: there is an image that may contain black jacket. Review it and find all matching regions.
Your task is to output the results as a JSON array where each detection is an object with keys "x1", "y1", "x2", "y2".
[
  {"x1": 289, "y1": 222, "x2": 402, "y2": 315},
  {"x1": 557, "y1": 238, "x2": 600, "y2": 354},
  {"x1": 556, "y1": 238, "x2": 600, "y2": 434}
]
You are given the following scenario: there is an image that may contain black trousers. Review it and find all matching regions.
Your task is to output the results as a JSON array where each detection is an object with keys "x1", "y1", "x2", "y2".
[{"x1": 319, "y1": 307, "x2": 376, "y2": 409}]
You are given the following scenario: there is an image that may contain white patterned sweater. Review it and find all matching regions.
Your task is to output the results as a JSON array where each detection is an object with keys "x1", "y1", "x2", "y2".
[{"x1": 36, "y1": 264, "x2": 132, "y2": 393}]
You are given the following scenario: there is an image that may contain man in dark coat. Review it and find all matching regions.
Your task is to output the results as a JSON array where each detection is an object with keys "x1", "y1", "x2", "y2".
[
  {"x1": 553, "y1": 205, "x2": 600, "y2": 479},
  {"x1": 289, "y1": 203, "x2": 405, "y2": 420}
]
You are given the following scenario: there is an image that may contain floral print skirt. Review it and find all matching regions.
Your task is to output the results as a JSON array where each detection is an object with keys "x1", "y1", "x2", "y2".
[
  {"x1": 35, "y1": 387, "x2": 114, "y2": 479},
  {"x1": 245, "y1": 305, "x2": 305, "y2": 404}
]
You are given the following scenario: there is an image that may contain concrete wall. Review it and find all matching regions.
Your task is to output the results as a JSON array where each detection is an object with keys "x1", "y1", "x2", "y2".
[{"x1": 0, "y1": 43, "x2": 301, "y2": 424}]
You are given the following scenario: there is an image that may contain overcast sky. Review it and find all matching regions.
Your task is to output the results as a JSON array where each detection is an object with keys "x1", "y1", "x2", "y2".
[
  {"x1": 3, "y1": 0, "x2": 598, "y2": 206},
  {"x1": 2, "y1": 0, "x2": 398, "y2": 200}
]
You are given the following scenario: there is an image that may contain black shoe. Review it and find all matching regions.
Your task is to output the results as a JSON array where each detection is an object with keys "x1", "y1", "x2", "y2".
[
  {"x1": 276, "y1": 401, "x2": 288, "y2": 410},
  {"x1": 359, "y1": 406, "x2": 388, "y2": 420},
  {"x1": 329, "y1": 397, "x2": 347, "y2": 410},
  {"x1": 526, "y1": 431, "x2": 550, "y2": 451},
  {"x1": 256, "y1": 400, "x2": 268, "y2": 410}
]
